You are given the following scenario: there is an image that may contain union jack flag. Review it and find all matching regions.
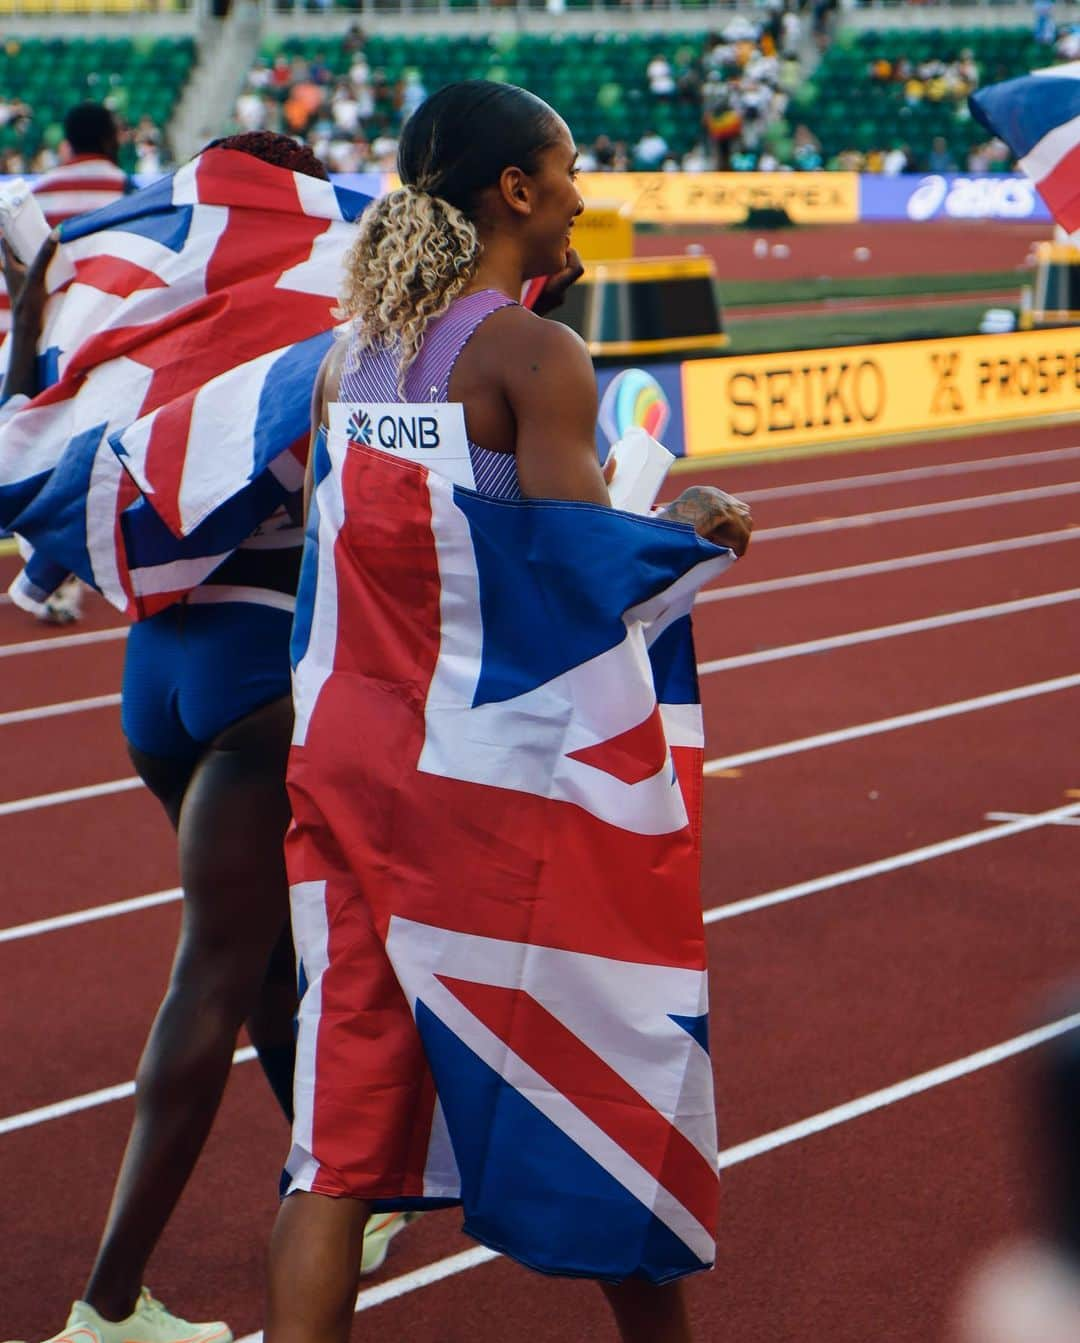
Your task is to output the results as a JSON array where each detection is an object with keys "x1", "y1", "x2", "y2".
[
  {"x1": 284, "y1": 431, "x2": 733, "y2": 1282},
  {"x1": 0, "y1": 148, "x2": 370, "y2": 616},
  {"x1": 971, "y1": 63, "x2": 1080, "y2": 232}
]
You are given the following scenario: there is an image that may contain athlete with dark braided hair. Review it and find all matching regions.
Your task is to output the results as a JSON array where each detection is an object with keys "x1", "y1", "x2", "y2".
[{"x1": 7, "y1": 132, "x2": 397, "y2": 1343}]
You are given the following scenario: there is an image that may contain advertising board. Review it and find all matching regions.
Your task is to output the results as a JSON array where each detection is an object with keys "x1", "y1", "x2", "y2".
[
  {"x1": 578, "y1": 172, "x2": 860, "y2": 226},
  {"x1": 595, "y1": 363, "x2": 686, "y2": 459},
  {"x1": 859, "y1": 173, "x2": 1051, "y2": 224},
  {"x1": 680, "y1": 330, "x2": 1080, "y2": 457}
]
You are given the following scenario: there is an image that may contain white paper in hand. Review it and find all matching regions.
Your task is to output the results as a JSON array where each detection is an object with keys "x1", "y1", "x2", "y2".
[
  {"x1": 605, "y1": 426, "x2": 675, "y2": 515},
  {"x1": 0, "y1": 179, "x2": 50, "y2": 265}
]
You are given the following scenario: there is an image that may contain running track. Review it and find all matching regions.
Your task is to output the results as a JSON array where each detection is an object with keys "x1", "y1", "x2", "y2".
[{"x1": 2, "y1": 420, "x2": 1078, "y2": 1343}]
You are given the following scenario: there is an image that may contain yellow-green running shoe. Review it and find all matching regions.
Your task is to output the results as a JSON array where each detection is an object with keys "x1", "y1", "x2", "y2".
[
  {"x1": 8, "y1": 1289, "x2": 232, "y2": 1343},
  {"x1": 360, "y1": 1211, "x2": 422, "y2": 1276}
]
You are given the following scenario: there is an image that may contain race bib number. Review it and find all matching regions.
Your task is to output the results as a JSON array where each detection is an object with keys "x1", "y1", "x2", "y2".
[{"x1": 330, "y1": 401, "x2": 475, "y2": 489}]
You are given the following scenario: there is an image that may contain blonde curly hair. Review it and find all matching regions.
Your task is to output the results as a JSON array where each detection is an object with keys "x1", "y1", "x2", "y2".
[
  {"x1": 336, "y1": 183, "x2": 480, "y2": 395},
  {"x1": 336, "y1": 82, "x2": 561, "y2": 395}
]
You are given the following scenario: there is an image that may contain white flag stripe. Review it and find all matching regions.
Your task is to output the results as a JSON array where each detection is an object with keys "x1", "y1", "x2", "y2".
[{"x1": 1019, "y1": 110, "x2": 1080, "y2": 185}]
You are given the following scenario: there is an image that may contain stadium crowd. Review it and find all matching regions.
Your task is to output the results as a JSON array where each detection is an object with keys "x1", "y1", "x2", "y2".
[
  {"x1": 230, "y1": 15, "x2": 816, "y2": 174},
  {"x1": 0, "y1": 101, "x2": 170, "y2": 176}
]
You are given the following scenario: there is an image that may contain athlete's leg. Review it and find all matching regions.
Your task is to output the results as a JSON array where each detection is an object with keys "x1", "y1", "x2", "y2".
[
  {"x1": 83, "y1": 695, "x2": 294, "y2": 1319},
  {"x1": 600, "y1": 1279, "x2": 694, "y2": 1343},
  {"x1": 265, "y1": 1192, "x2": 372, "y2": 1343}
]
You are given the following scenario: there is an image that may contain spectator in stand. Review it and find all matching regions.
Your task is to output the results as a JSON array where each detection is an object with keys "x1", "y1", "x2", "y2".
[
  {"x1": 792, "y1": 123, "x2": 823, "y2": 170},
  {"x1": 928, "y1": 134, "x2": 958, "y2": 173},
  {"x1": 1035, "y1": 0, "x2": 1058, "y2": 46},
  {"x1": 236, "y1": 82, "x2": 268, "y2": 132},
  {"x1": 883, "y1": 144, "x2": 909, "y2": 175},
  {"x1": 399, "y1": 68, "x2": 427, "y2": 121},
  {"x1": 5, "y1": 101, "x2": 132, "y2": 626},
  {"x1": 591, "y1": 133, "x2": 616, "y2": 169},
  {"x1": 646, "y1": 52, "x2": 676, "y2": 98},
  {"x1": 330, "y1": 80, "x2": 360, "y2": 137},
  {"x1": 634, "y1": 126, "x2": 669, "y2": 168}
]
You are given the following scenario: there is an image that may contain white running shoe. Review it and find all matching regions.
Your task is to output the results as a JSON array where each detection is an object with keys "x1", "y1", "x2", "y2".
[
  {"x1": 360, "y1": 1211, "x2": 421, "y2": 1276},
  {"x1": 10, "y1": 1289, "x2": 232, "y2": 1343},
  {"x1": 41, "y1": 577, "x2": 83, "y2": 625}
]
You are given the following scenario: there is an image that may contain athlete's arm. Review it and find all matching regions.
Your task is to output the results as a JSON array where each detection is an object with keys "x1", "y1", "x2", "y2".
[
  {"x1": 1, "y1": 234, "x2": 56, "y2": 403},
  {"x1": 502, "y1": 313, "x2": 608, "y2": 504},
  {"x1": 303, "y1": 340, "x2": 344, "y2": 521}
]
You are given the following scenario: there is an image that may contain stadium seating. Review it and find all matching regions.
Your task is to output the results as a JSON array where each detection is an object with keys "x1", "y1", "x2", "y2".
[
  {"x1": 0, "y1": 36, "x2": 195, "y2": 161},
  {"x1": 797, "y1": 27, "x2": 1043, "y2": 165},
  {"x1": 260, "y1": 32, "x2": 709, "y2": 158}
]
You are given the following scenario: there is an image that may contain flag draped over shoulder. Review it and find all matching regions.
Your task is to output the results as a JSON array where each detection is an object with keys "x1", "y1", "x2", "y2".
[
  {"x1": 0, "y1": 149, "x2": 370, "y2": 617},
  {"x1": 285, "y1": 431, "x2": 731, "y2": 1283},
  {"x1": 970, "y1": 63, "x2": 1080, "y2": 232}
]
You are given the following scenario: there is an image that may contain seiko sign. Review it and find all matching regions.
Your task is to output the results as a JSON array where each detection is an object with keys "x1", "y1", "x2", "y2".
[{"x1": 906, "y1": 174, "x2": 1039, "y2": 222}]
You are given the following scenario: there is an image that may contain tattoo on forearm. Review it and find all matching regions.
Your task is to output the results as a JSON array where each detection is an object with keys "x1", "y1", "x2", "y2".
[{"x1": 660, "y1": 487, "x2": 727, "y2": 532}]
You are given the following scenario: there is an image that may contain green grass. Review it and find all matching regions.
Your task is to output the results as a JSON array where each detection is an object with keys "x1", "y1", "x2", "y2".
[
  {"x1": 718, "y1": 269, "x2": 1025, "y2": 308},
  {"x1": 724, "y1": 301, "x2": 1015, "y2": 355}
]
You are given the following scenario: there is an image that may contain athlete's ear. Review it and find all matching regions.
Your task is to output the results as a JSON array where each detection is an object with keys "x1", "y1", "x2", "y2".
[{"x1": 498, "y1": 164, "x2": 533, "y2": 217}]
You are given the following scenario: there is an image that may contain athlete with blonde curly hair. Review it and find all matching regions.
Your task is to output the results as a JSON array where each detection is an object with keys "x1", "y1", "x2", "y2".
[{"x1": 266, "y1": 81, "x2": 750, "y2": 1343}]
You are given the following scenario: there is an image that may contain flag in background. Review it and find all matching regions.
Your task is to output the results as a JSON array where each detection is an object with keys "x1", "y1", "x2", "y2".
[
  {"x1": 0, "y1": 147, "x2": 369, "y2": 616},
  {"x1": 0, "y1": 154, "x2": 131, "y2": 336},
  {"x1": 285, "y1": 433, "x2": 732, "y2": 1283},
  {"x1": 970, "y1": 63, "x2": 1080, "y2": 232}
]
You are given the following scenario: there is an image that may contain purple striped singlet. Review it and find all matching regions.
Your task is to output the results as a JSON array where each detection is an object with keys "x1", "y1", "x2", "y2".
[{"x1": 339, "y1": 288, "x2": 522, "y2": 500}]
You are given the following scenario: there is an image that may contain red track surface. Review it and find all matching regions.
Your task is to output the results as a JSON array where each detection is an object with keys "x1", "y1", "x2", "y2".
[
  {"x1": 635, "y1": 219, "x2": 1049, "y2": 281},
  {"x1": 3, "y1": 418, "x2": 1079, "y2": 1343}
]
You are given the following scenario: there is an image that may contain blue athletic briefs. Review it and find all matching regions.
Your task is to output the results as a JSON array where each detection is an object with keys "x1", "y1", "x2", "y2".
[{"x1": 122, "y1": 599, "x2": 294, "y2": 761}]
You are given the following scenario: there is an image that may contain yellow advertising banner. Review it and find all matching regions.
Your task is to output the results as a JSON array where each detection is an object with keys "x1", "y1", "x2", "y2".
[
  {"x1": 577, "y1": 172, "x2": 859, "y2": 225},
  {"x1": 680, "y1": 330, "x2": 1080, "y2": 457}
]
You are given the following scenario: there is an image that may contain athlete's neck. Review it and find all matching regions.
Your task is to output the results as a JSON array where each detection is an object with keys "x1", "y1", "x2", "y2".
[{"x1": 462, "y1": 236, "x2": 529, "y2": 304}]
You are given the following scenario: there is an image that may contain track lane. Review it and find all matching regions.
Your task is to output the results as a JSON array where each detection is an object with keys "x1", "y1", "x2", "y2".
[
  {"x1": 0, "y1": 790, "x2": 176, "y2": 928},
  {"x1": 4, "y1": 422, "x2": 1077, "y2": 1343},
  {"x1": 672, "y1": 420, "x2": 1080, "y2": 491}
]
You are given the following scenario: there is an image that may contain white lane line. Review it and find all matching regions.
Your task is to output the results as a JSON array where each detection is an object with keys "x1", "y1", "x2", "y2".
[
  {"x1": 0, "y1": 626, "x2": 126, "y2": 659},
  {"x1": 754, "y1": 480, "x2": 1080, "y2": 542},
  {"x1": 10, "y1": 804, "x2": 1075, "y2": 1138},
  {"x1": 0, "y1": 692, "x2": 121, "y2": 728},
  {"x1": 704, "y1": 674, "x2": 1080, "y2": 773},
  {"x1": 0, "y1": 1047, "x2": 256, "y2": 1137},
  {"x1": 698, "y1": 526, "x2": 1080, "y2": 604},
  {"x1": 716, "y1": 1011, "x2": 1080, "y2": 1167},
  {"x1": 0, "y1": 776, "x2": 141, "y2": 819},
  {"x1": 736, "y1": 444, "x2": 1080, "y2": 502},
  {"x1": 3, "y1": 593, "x2": 1076, "y2": 817},
  {"x1": 230, "y1": 1010, "x2": 1080, "y2": 1339},
  {"x1": 698, "y1": 587, "x2": 1080, "y2": 675},
  {"x1": 985, "y1": 811, "x2": 1080, "y2": 828},
  {"x1": 0, "y1": 888, "x2": 181, "y2": 945},
  {"x1": 704, "y1": 801, "x2": 1080, "y2": 923}
]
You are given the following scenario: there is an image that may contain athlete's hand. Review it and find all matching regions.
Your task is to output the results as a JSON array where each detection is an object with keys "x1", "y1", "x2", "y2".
[
  {"x1": 530, "y1": 248, "x2": 585, "y2": 317},
  {"x1": 4, "y1": 231, "x2": 56, "y2": 330},
  {"x1": 659, "y1": 486, "x2": 753, "y2": 556}
]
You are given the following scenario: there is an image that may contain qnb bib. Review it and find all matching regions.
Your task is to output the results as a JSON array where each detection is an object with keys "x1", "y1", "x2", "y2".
[{"x1": 330, "y1": 401, "x2": 475, "y2": 489}]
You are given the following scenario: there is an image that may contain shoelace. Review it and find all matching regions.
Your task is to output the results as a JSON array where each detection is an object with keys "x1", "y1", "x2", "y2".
[{"x1": 137, "y1": 1292, "x2": 174, "y2": 1322}]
